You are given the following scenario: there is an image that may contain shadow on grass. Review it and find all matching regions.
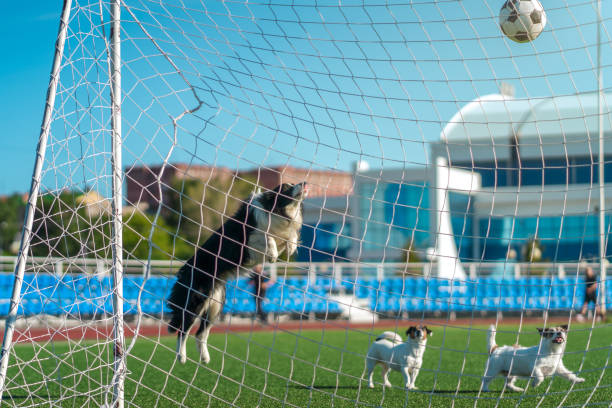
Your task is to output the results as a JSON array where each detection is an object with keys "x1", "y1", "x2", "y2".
[
  {"x1": 288, "y1": 384, "x2": 361, "y2": 390},
  {"x1": 429, "y1": 389, "x2": 484, "y2": 394},
  {"x1": 2, "y1": 394, "x2": 59, "y2": 400},
  {"x1": 288, "y1": 385, "x2": 484, "y2": 394}
]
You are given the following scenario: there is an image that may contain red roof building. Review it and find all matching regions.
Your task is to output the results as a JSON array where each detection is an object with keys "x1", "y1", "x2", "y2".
[{"x1": 125, "y1": 164, "x2": 353, "y2": 210}]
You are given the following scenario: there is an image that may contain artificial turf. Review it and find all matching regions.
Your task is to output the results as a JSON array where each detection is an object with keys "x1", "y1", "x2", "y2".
[{"x1": 3, "y1": 322, "x2": 611, "y2": 407}]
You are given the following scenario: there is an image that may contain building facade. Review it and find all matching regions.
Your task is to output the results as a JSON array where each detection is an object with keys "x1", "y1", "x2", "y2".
[
  {"x1": 347, "y1": 168, "x2": 432, "y2": 263},
  {"x1": 435, "y1": 93, "x2": 612, "y2": 263},
  {"x1": 345, "y1": 93, "x2": 612, "y2": 265}
]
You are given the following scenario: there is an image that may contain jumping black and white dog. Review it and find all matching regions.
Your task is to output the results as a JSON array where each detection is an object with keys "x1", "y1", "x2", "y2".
[{"x1": 167, "y1": 182, "x2": 307, "y2": 364}]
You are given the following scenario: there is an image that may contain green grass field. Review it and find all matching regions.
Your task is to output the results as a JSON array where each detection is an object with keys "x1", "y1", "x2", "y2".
[{"x1": 3, "y1": 323, "x2": 611, "y2": 407}]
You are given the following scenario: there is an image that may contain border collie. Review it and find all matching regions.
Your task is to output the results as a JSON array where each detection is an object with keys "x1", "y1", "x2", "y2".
[{"x1": 167, "y1": 182, "x2": 306, "y2": 364}]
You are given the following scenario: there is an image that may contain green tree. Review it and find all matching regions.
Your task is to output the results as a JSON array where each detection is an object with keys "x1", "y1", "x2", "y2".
[
  {"x1": 29, "y1": 191, "x2": 95, "y2": 258},
  {"x1": 121, "y1": 211, "x2": 176, "y2": 260},
  {"x1": 0, "y1": 194, "x2": 26, "y2": 255},
  {"x1": 10, "y1": 173, "x2": 258, "y2": 261},
  {"x1": 400, "y1": 238, "x2": 422, "y2": 263},
  {"x1": 29, "y1": 191, "x2": 180, "y2": 260},
  {"x1": 522, "y1": 236, "x2": 543, "y2": 262},
  {"x1": 163, "y1": 175, "x2": 256, "y2": 260},
  {"x1": 87, "y1": 211, "x2": 185, "y2": 261}
]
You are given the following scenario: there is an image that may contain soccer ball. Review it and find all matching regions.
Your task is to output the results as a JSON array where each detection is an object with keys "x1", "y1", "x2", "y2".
[{"x1": 499, "y1": 0, "x2": 547, "y2": 43}]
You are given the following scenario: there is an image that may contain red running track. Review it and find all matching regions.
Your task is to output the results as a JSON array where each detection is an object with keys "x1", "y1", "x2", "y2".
[{"x1": 1, "y1": 316, "x2": 571, "y2": 344}]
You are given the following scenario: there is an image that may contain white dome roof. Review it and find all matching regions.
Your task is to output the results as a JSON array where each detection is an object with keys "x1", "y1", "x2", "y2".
[{"x1": 441, "y1": 93, "x2": 612, "y2": 145}]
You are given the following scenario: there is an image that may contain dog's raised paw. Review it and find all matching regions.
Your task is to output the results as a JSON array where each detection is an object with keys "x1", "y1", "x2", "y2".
[
  {"x1": 574, "y1": 377, "x2": 586, "y2": 383},
  {"x1": 197, "y1": 341, "x2": 211, "y2": 364},
  {"x1": 200, "y1": 352, "x2": 211, "y2": 364}
]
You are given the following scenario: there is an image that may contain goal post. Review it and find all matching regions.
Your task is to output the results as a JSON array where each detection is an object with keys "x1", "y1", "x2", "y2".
[
  {"x1": 0, "y1": 0, "x2": 73, "y2": 399},
  {"x1": 109, "y1": 0, "x2": 126, "y2": 406},
  {"x1": 596, "y1": 0, "x2": 607, "y2": 317}
]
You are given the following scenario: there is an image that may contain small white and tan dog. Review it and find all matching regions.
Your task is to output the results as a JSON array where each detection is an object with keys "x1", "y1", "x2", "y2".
[
  {"x1": 365, "y1": 326, "x2": 432, "y2": 389},
  {"x1": 482, "y1": 325, "x2": 585, "y2": 392}
]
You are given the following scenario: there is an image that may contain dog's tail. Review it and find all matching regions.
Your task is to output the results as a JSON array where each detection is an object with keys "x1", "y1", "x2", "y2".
[
  {"x1": 487, "y1": 325, "x2": 498, "y2": 354},
  {"x1": 375, "y1": 331, "x2": 403, "y2": 344}
]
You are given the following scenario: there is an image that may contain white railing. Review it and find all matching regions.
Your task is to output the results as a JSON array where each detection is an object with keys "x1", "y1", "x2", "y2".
[
  {"x1": 0, "y1": 256, "x2": 587, "y2": 280},
  {"x1": 0, "y1": 255, "x2": 179, "y2": 276}
]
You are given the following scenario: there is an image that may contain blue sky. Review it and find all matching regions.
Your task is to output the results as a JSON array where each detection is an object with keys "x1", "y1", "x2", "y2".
[
  {"x1": 0, "y1": 3, "x2": 62, "y2": 195},
  {"x1": 0, "y1": 1, "x2": 609, "y2": 196}
]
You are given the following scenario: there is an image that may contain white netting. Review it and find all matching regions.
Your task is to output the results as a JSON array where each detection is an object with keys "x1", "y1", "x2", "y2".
[{"x1": 1, "y1": 0, "x2": 611, "y2": 406}]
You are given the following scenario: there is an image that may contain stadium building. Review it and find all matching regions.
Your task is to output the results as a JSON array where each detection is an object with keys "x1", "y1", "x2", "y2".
[{"x1": 348, "y1": 92, "x2": 612, "y2": 271}]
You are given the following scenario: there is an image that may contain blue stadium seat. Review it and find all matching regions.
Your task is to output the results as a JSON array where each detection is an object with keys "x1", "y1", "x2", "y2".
[
  {"x1": 480, "y1": 296, "x2": 500, "y2": 311},
  {"x1": 124, "y1": 276, "x2": 142, "y2": 298},
  {"x1": 499, "y1": 297, "x2": 514, "y2": 311},
  {"x1": 327, "y1": 301, "x2": 342, "y2": 314},
  {"x1": 316, "y1": 277, "x2": 332, "y2": 289},
  {"x1": 284, "y1": 276, "x2": 300, "y2": 289},
  {"x1": 530, "y1": 277, "x2": 552, "y2": 297},
  {"x1": 424, "y1": 278, "x2": 440, "y2": 297},
  {"x1": 0, "y1": 298, "x2": 9, "y2": 315},
  {"x1": 6, "y1": 273, "x2": 601, "y2": 318},
  {"x1": 526, "y1": 296, "x2": 548, "y2": 310},
  {"x1": 549, "y1": 297, "x2": 566, "y2": 310},
  {"x1": 341, "y1": 279, "x2": 355, "y2": 294},
  {"x1": 422, "y1": 297, "x2": 438, "y2": 312},
  {"x1": 385, "y1": 278, "x2": 404, "y2": 292},
  {"x1": 456, "y1": 296, "x2": 474, "y2": 312},
  {"x1": 499, "y1": 279, "x2": 515, "y2": 297},
  {"x1": 404, "y1": 297, "x2": 424, "y2": 312},
  {"x1": 355, "y1": 278, "x2": 378, "y2": 299},
  {"x1": 385, "y1": 296, "x2": 403, "y2": 313},
  {"x1": 403, "y1": 278, "x2": 417, "y2": 295},
  {"x1": 415, "y1": 278, "x2": 427, "y2": 290}
]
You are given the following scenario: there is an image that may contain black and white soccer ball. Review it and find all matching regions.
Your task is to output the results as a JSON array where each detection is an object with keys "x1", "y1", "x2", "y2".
[{"x1": 499, "y1": 0, "x2": 547, "y2": 43}]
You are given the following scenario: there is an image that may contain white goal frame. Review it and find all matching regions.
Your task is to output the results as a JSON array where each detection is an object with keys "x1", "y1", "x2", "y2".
[
  {"x1": 0, "y1": 0, "x2": 74, "y2": 401},
  {"x1": 0, "y1": 1, "x2": 129, "y2": 406}
]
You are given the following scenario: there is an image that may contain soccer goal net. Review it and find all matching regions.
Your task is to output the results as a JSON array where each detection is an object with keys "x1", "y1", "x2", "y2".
[{"x1": 1, "y1": 0, "x2": 610, "y2": 406}]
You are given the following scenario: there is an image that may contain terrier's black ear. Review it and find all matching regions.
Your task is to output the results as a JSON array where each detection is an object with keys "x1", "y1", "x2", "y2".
[
  {"x1": 406, "y1": 326, "x2": 416, "y2": 335},
  {"x1": 538, "y1": 328, "x2": 553, "y2": 337},
  {"x1": 560, "y1": 324, "x2": 568, "y2": 332},
  {"x1": 424, "y1": 326, "x2": 433, "y2": 336}
]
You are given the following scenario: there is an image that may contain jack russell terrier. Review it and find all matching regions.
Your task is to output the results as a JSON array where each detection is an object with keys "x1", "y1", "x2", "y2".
[
  {"x1": 482, "y1": 325, "x2": 585, "y2": 392},
  {"x1": 365, "y1": 326, "x2": 432, "y2": 389}
]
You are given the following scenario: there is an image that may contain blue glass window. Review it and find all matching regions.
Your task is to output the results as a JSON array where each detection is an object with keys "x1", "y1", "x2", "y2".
[
  {"x1": 456, "y1": 156, "x2": 612, "y2": 187},
  {"x1": 359, "y1": 181, "x2": 430, "y2": 257},
  {"x1": 477, "y1": 215, "x2": 612, "y2": 262}
]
